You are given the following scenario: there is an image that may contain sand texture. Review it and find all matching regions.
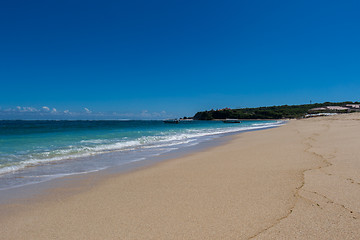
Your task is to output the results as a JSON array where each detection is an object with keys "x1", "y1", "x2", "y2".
[{"x1": 1, "y1": 113, "x2": 360, "y2": 239}]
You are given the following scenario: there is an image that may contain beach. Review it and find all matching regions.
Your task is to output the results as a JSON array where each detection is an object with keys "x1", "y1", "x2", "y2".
[{"x1": 1, "y1": 113, "x2": 360, "y2": 239}]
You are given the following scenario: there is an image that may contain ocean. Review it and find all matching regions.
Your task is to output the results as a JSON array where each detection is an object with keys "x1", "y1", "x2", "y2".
[{"x1": 0, "y1": 120, "x2": 284, "y2": 190}]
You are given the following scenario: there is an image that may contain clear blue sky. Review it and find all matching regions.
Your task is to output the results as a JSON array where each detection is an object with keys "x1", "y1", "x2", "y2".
[{"x1": 1, "y1": 0, "x2": 359, "y2": 119}]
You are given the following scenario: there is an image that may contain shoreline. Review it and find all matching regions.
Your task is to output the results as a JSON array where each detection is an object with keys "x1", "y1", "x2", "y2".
[
  {"x1": 0, "y1": 130, "x2": 235, "y2": 205},
  {"x1": 1, "y1": 114, "x2": 360, "y2": 239},
  {"x1": 0, "y1": 121, "x2": 283, "y2": 202}
]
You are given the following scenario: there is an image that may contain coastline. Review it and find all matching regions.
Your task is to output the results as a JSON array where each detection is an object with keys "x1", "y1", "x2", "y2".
[
  {"x1": 1, "y1": 114, "x2": 360, "y2": 239},
  {"x1": 0, "y1": 120, "x2": 282, "y2": 192},
  {"x1": 0, "y1": 127, "x2": 237, "y2": 205}
]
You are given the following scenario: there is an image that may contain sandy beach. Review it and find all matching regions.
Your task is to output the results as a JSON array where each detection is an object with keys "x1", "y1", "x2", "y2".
[{"x1": 1, "y1": 113, "x2": 360, "y2": 239}]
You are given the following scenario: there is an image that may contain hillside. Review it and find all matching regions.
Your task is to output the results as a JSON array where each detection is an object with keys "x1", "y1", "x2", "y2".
[{"x1": 193, "y1": 102, "x2": 359, "y2": 120}]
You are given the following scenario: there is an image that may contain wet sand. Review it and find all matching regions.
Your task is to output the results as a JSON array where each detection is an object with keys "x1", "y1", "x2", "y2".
[{"x1": 1, "y1": 113, "x2": 359, "y2": 239}]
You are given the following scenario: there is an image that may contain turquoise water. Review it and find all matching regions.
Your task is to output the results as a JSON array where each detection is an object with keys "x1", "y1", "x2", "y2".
[{"x1": 0, "y1": 120, "x2": 283, "y2": 190}]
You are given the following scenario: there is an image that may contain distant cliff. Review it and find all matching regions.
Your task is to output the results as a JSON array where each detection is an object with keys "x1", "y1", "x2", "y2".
[{"x1": 193, "y1": 101, "x2": 359, "y2": 120}]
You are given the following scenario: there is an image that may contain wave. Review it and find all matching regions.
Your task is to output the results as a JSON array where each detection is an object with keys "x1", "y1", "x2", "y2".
[
  {"x1": 0, "y1": 121, "x2": 285, "y2": 176},
  {"x1": 0, "y1": 167, "x2": 109, "y2": 191}
]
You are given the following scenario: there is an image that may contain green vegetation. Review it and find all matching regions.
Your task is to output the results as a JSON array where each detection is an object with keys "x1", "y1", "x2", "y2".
[{"x1": 193, "y1": 102, "x2": 359, "y2": 120}]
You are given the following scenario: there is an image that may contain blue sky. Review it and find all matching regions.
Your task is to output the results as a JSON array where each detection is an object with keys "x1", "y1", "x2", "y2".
[{"x1": 1, "y1": 0, "x2": 359, "y2": 119}]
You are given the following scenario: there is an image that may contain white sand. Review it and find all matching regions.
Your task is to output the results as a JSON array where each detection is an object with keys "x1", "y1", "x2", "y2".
[{"x1": 1, "y1": 113, "x2": 359, "y2": 239}]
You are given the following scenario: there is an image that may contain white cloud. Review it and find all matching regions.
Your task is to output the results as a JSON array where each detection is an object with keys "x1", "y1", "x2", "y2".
[
  {"x1": 8, "y1": 106, "x2": 59, "y2": 114},
  {"x1": 14, "y1": 106, "x2": 39, "y2": 112},
  {"x1": 42, "y1": 106, "x2": 50, "y2": 112},
  {"x1": 0, "y1": 106, "x2": 173, "y2": 120},
  {"x1": 84, "y1": 108, "x2": 92, "y2": 114},
  {"x1": 139, "y1": 110, "x2": 171, "y2": 119},
  {"x1": 140, "y1": 110, "x2": 150, "y2": 117},
  {"x1": 27, "y1": 107, "x2": 38, "y2": 112}
]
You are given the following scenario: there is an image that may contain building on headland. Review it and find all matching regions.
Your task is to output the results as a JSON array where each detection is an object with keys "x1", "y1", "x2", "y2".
[
  {"x1": 309, "y1": 107, "x2": 327, "y2": 111},
  {"x1": 326, "y1": 106, "x2": 350, "y2": 111},
  {"x1": 345, "y1": 104, "x2": 360, "y2": 109},
  {"x1": 306, "y1": 104, "x2": 360, "y2": 117},
  {"x1": 308, "y1": 106, "x2": 350, "y2": 113},
  {"x1": 305, "y1": 113, "x2": 338, "y2": 118}
]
